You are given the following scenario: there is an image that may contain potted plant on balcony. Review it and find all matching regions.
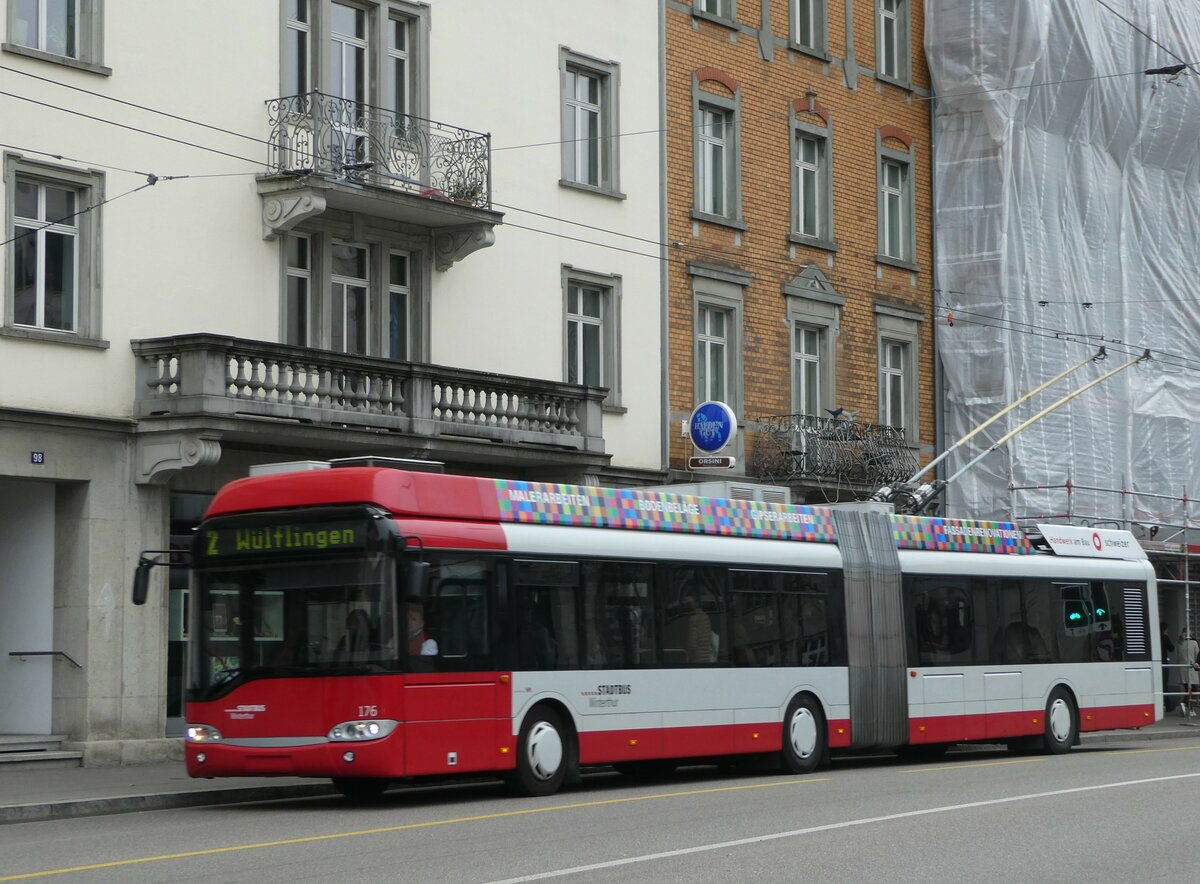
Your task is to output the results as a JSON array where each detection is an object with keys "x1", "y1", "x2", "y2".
[{"x1": 446, "y1": 179, "x2": 483, "y2": 206}]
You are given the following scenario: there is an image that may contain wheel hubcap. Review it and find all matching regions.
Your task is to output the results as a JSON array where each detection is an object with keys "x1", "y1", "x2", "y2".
[
  {"x1": 790, "y1": 708, "x2": 818, "y2": 759},
  {"x1": 1048, "y1": 698, "x2": 1071, "y2": 742},
  {"x1": 526, "y1": 721, "x2": 563, "y2": 780}
]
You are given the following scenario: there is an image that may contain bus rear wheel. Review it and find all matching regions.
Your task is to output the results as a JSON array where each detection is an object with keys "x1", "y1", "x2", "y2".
[
  {"x1": 1043, "y1": 687, "x2": 1077, "y2": 754},
  {"x1": 510, "y1": 706, "x2": 571, "y2": 797},
  {"x1": 781, "y1": 694, "x2": 825, "y2": 774},
  {"x1": 332, "y1": 777, "x2": 390, "y2": 801}
]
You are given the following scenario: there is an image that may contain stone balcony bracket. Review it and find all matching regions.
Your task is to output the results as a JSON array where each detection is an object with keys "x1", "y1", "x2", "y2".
[{"x1": 136, "y1": 432, "x2": 223, "y2": 485}]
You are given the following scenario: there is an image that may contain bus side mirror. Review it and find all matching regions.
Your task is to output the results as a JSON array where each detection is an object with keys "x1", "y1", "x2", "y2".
[
  {"x1": 408, "y1": 560, "x2": 430, "y2": 596},
  {"x1": 132, "y1": 558, "x2": 154, "y2": 606}
]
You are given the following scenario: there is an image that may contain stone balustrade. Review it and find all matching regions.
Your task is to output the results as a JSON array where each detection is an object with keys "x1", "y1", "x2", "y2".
[{"x1": 132, "y1": 334, "x2": 604, "y2": 453}]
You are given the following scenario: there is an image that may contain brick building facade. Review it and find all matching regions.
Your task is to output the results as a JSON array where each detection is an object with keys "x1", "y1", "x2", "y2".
[{"x1": 664, "y1": 0, "x2": 935, "y2": 502}]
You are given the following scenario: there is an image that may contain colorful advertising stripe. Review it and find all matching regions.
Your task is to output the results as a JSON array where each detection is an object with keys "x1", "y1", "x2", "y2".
[
  {"x1": 494, "y1": 481, "x2": 837, "y2": 543},
  {"x1": 890, "y1": 515, "x2": 1033, "y2": 554},
  {"x1": 493, "y1": 481, "x2": 1032, "y2": 554}
]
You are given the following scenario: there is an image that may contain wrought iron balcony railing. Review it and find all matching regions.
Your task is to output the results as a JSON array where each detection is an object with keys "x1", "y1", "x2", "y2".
[
  {"x1": 750, "y1": 413, "x2": 919, "y2": 487},
  {"x1": 132, "y1": 335, "x2": 602, "y2": 452},
  {"x1": 266, "y1": 92, "x2": 490, "y2": 209}
]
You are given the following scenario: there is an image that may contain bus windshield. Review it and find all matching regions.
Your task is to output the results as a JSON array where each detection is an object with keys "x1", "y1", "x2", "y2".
[{"x1": 189, "y1": 556, "x2": 397, "y2": 700}]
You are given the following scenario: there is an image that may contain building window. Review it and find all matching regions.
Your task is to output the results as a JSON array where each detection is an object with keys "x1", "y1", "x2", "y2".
[
  {"x1": 282, "y1": 230, "x2": 423, "y2": 361},
  {"x1": 784, "y1": 269, "x2": 841, "y2": 423},
  {"x1": 285, "y1": 233, "x2": 311, "y2": 346},
  {"x1": 5, "y1": 157, "x2": 102, "y2": 343},
  {"x1": 791, "y1": 0, "x2": 825, "y2": 53},
  {"x1": 878, "y1": 150, "x2": 915, "y2": 264},
  {"x1": 697, "y1": 105, "x2": 733, "y2": 218},
  {"x1": 560, "y1": 49, "x2": 620, "y2": 195},
  {"x1": 877, "y1": 0, "x2": 910, "y2": 84},
  {"x1": 284, "y1": 0, "x2": 310, "y2": 95},
  {"x1": 696, "y1": 305, "x2": 729, "y2": 404},
  {"x1": 691, "y1": 264, "x2": 746, "y2": 412},
  {"x1": 879, "y1": 339, "x2": 906, "y2": 428},
  {"x1": 7, "y1": 0, "x2": 104, "y2": 69},
  {"x1": 331, "y1": 241, "x2": 369, "y2": 355},
  {"x1": 791, "y1": 123, "x2": 834, "y2": 246},
  {"x1": 563, "y1": 268, "x2": 621, "y2": 405},
  {"x1": 388, "y1": 251, "x2": 411, "y2": 360},
  {"x1": 695, "y1": 0, "x2": 734, "y2": 22},
  {"x1": 793, "y1": 325, "x2": 822, "y2": 416},
  {"x1": 876, "y1": 306, "x2": 921, "y2": 442},
  {"x1": 282, "y1": 0, "x2": 426, "y2": 120}
]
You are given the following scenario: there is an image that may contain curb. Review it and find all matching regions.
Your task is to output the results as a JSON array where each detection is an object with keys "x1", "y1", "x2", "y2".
[
  {"x1": 0, "y1": 783, "x2": 335, "y2": 826},
  {"x1": 1080, "y1": 725, "x2": 1200, "y2": 745}
]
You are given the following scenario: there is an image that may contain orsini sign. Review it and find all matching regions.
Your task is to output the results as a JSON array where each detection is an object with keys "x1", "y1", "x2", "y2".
[{"x1": 688, "y1": 401, "x2": 737, "y2": 454}]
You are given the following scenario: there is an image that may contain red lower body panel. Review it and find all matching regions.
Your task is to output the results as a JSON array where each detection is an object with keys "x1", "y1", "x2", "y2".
[{"x1": 908, "y1": 703, "x2": 1155, "y2": 745}]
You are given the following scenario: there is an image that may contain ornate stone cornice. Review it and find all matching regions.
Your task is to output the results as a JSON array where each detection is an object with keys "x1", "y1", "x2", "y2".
[
  {"x1": 433, "y1": 224, "x2": 496, "y2": 271},
  {"x1": 261, "y1": 189, "x2": 327, "y2": 240},
  {"x1": 136, "y1": 432, "x2": 222, "y2": 484}
]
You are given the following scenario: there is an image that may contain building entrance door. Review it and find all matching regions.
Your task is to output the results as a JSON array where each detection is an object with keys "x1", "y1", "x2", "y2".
[{"x1": 0, "y1": 480, "x2": 55, "y2": 734}]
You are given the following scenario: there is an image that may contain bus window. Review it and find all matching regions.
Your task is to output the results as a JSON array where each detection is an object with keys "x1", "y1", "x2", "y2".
[
  {"x1": 908, "y1": 577, "x2": 976, "y2": 666},
  {"x1": 426, "y1": 556, "x2": 494, "y2": 671},
  {"x1": 514, "y1": 560, "x2": 579, "y2": 670},
  {"x1": 664, "y1": 566, "x2": 727, "y2": 665},
  {"x1": 730, "y1": 571, "x2": 831, "y2": 667},
  {"x1": 582, "y1": 561, "x2": 654, "y2": 668},
  {"x1": 988, "y1": 578, "x2": 1053, "y2": 665}
]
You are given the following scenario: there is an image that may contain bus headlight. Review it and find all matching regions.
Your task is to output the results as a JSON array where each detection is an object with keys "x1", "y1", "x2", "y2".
[
  {"x1": 186, "y1": 724, "x2": 223, "y2": 743},
  {"x1": 328, "y1": 719, "x2": 398, "y2": 742}
]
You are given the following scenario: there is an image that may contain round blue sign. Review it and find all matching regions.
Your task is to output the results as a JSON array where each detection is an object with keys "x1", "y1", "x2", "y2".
[{"x1": 688, "y1": 401, "x2": 737, "y2": 454}]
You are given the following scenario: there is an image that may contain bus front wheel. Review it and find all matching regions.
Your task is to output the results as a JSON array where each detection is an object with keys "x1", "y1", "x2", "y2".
[
  {"x1": 781, "y1": 694, "x2": 825, "y2": 774},
  {"x1": 510, "y1": 706, "x2": 571, "y2": 797},
  {"x1": 1042, "y1": 687, "x2": 1077, "y2": 755}
]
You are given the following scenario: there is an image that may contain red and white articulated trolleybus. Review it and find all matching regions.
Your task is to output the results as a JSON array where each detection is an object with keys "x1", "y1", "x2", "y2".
[{"x1": 132, "y1": 461, "x2": 1160, "y2": 799}]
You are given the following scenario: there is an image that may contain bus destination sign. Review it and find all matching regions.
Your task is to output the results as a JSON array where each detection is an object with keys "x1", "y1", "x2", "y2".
[{"x1": 201, "y1": 519, "x2": 370, "y2": 558}]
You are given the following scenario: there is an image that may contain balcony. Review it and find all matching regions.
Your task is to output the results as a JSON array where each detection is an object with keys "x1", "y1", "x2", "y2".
[
  {"x1": 131, "y1": 335, "x2": 606, "y2": 482},
  {"x1": 258, "y1": 93, "x2": 500, "y2": 255},
  {"x1": 749, "y1": 413, "x2": 918, "y2": 491}
]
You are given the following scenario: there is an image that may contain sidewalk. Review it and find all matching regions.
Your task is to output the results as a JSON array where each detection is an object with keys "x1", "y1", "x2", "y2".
[{"x1": 3, "y1": 718, "x2": 1198, "y2": 826}]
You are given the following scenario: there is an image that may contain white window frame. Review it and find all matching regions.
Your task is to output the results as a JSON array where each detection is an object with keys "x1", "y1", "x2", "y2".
[
  {"x1": 876, "y1": 0, "x2": 910, "y2": 85},
  {"x1": 559, "y1": 48, "x2": 622, "y2": 197},
  {"x1": 876, "y1": 306, "x2": 921, "y2": 443},
  {"x1": 284, "y1": 232, "x2": 312, "y2": 346},
  {"x1": 3, "y1": 155, "x2": 104, "y2": 346},
  {"x1": 790, "y1": 120, "x2": 834, "y2": 247},
  {"x1": 387, "y1": 249, "x2": 411, "y2": 361},
  {"x1": 281, "y1": 223, "x2": 427, "y2": 362},
  {"x1": 562, "y1": 267, "x2": 621, "y2": 407},
  {"x1": 690, "y1": 263, "x2": 747, "y2": 415},
  {"x1": 693, "y1": 0, "x2": 735, "y2": 24},
  {"x1": 281, "y1": 0, "x2": 428, "y2": 120},
  {"x1": 783, "y1": 269, "x2": 842, "y2": 420},
  {"x1": 284, "y1": 0, "x2": 311, "y2": 95},
  {"x1": 877, "y1": 141, "x2": 917, "y2": 267},
  {"x1": 692, "y1": 82, "x2": 742, "y2": 227},
  {"x1": 330, "y1": 240, "x2": 370, "y2": 355},
  {"x1": 791, "y1": 0, "x2": 826, "y2": 55},
  {"x1": 4, "y1": 0, "x2": 107, "y2": 74}
]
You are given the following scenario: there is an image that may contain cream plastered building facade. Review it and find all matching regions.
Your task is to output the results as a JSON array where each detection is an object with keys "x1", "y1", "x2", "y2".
[{"x1": 0, "y1": 0, "x2": 663, "y2": 762}]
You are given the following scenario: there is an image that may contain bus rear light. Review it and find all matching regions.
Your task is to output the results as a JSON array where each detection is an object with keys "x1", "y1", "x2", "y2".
[
  {"x1": 328, "y1": 719, "x2": 399, "y2": 742},
  {"x1": 186, "y1": 725, "x2": 223, "y2": 743},
  {"x1": 499, "y1": 675, "x2": 510, "y2": 684}
]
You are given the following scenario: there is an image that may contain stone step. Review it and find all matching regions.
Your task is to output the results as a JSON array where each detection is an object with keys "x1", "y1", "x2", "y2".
[
  {"x1": 0, "y1": 750, "x2": 83, "y2": 770},
  {"x1": 0, "y1": 734, "x2": 68, "y2": 754}
]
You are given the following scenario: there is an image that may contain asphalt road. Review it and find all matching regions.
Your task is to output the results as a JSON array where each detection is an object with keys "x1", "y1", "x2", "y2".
[{"x1": 2, "y1": 737, "x2": 1197, "y2": 883}]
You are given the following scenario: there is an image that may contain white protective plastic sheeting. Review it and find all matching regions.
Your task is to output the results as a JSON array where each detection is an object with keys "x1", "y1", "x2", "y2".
[{"x1": 927, "y1": 0, "x2": 1200, "y2": 524}]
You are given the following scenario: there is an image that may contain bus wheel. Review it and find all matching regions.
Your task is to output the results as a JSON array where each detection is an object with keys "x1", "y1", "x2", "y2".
[
  {"x1": 781, "y1": 694, "x2": 825, "y2": 774},
  {"x1": 331, "y1": 777, "x2": 390, "y2": 801},
  {"x1": 1043, "y1": 687, "x2": 1077, "y2": 755},
  {"x1": 511, "y1": 706, "x2": 570, "y2": 797}
]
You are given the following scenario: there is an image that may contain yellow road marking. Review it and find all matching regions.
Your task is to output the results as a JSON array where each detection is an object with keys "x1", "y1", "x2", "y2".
[
  {"x1": 1103, "y1": 744, "x2": 1200, "y2": 756},
  {"x1": 0, "y1": 777, "x2": 830, "y2": 882}
]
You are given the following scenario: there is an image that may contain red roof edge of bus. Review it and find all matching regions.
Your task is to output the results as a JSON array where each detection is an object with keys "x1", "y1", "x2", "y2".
[{"x1": 205, "y1": 468, "x2": 503, "y2": 522}]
